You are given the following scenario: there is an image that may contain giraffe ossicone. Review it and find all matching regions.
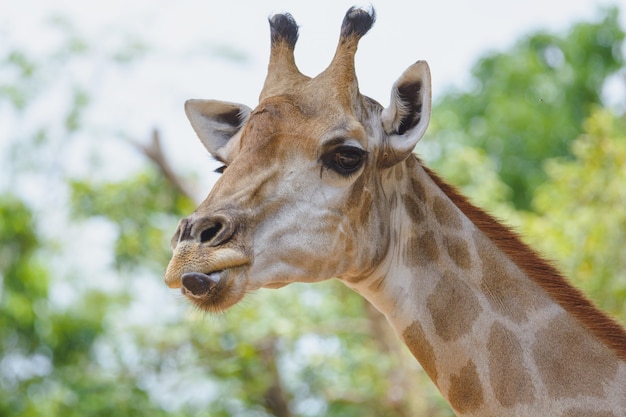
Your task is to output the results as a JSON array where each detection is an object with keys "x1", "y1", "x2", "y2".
[{"x1": 165, "y1": 7, "x2": 626, "y2": 416}]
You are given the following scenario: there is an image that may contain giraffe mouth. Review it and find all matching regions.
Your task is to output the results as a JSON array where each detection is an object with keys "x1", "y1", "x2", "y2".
[
  {"x1": 165, "y1": 247, "x2": 249, "y2": 290},
  {"x1": 179, "y1": 266, "x2": 249, "y2": 312},
  {"x1": 165, "y1": 247, "x2": 250, "y2": 311},
  {"x1": 181, "y1": 271, "x2": 224, "y2": 297}
]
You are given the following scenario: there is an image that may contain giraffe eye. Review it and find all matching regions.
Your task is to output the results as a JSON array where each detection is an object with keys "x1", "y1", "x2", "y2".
[
  {"x1": 215, "y1": 165, "x2": 227, "y2": 174},
  {"x1": 323, "y1": 145, "x2": 367, "y2": 176}
]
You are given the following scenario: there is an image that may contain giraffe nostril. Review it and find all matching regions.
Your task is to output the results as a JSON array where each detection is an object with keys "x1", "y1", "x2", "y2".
[
  {"x1": 200, "y1": 223, "x2": 223, "y2": 244},
  {"x1": 191, "y1": 214, "x2": 234, "y2": 247},
  {"x1": 173, "y1": 214, "x2": 235, "y2": 247}
]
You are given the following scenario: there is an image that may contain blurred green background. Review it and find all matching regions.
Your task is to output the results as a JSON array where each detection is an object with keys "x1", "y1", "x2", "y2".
[{"x1": 1, "y1": 2, "x2": 625, "y2": 416}]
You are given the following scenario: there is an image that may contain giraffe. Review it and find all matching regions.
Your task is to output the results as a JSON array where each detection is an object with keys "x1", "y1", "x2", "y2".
[{"x1": 165, "y1": 8, "x2": 626, "y2": 416}]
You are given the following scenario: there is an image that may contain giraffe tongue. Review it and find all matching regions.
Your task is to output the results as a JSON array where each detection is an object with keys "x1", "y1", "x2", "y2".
[{"x1": 181, "y1": 272, "x2": 221, "y2": 296}]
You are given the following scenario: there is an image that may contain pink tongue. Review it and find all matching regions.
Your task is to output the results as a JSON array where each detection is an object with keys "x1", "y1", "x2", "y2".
[{"x1": 181, "y1": 272, "x2": 220, "y2": 295}]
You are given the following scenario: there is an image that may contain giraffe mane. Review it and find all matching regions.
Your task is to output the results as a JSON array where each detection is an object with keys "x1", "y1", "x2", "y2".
[{"x1": 420, "y1": 159, "x2": 626, "y2": 362}]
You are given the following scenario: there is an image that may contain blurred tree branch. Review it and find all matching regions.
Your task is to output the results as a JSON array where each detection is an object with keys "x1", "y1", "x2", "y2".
[
  {"x1": 132, "y1": 129, "x2": 198, "y2": 203},
  {"x1": 259, "y1": 336, "x2": 293, "y2": 417}
]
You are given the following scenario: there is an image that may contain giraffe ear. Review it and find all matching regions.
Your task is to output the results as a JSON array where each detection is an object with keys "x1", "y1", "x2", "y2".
[
  {"x1": 185, "y1": 99, "x2": 252, "y2": 162},
  {"x1": 380, "y1": 60, "x2": 432, "y2": 167}
]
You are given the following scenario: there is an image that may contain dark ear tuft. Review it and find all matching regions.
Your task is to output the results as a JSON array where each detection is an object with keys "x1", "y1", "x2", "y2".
[
  {"x1": 269, "y1": 13, "x2": 299, "y2": 48},
  {"x1": 396, "y1": 80, "x2": 423, "y2": 135},
  {"x1": 340, "y1": 7, "x2": 376, "y2": 39},
  {"x1": 214, "y1": 106, "x2": 246, "y2": 127}
]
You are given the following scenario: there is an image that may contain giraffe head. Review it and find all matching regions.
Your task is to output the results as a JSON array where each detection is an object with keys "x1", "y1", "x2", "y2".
[{"x1": 165, "y1": 8, "x2": 432, "y2": 311}]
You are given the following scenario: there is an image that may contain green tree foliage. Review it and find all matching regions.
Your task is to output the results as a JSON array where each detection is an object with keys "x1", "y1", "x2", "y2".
[
  {"x1": 431, "y1": 7, "x2": 624, "y2": 208},
  {"x1": 70, "y1": 169, "x2": 196, "y2": 272},
  {"x1": 520, "y1": 109, "x2": 626, "y2": 319},
  {"x1": 0, "y1": 195, "x2": 177, "y2": 417},
  {"x1": 0, "y1": 17, "x2": 185, "y2": 417},
  {"x1": 0, "y1": 196, "x2": 48, "y2": 355}
]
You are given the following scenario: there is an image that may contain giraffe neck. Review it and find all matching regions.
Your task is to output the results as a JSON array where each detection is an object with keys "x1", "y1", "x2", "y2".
[{"x1": 345, "y1": 155, "x2": 626, "y2": 417}]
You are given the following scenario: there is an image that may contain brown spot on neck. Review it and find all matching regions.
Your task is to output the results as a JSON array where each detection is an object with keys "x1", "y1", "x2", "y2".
[
  {"x1": 400, "y1": 165, "x2": 427, "y2": 224},
  {"x1": 426, "y1": 271, "x2": 482, "y2": 342},
  {"x1": 487, "y1": 323, "x2": 535, "y2": 407},
  {"x1": 402, "y1": 321, "x2": 439, "y2": 383},
  {"x1": 443, "y1": 234, "x2": 472, "y2": 270},
  {"x1": 447, "y1": 360, "x2": 484, "y2": 414},
  {"x1": 407, "y1": 230, "x2": 440, "y2": 267},
  {"x1": 433, "y1": 195, "x2": 462, "y2": 229},
  {"x1": 408, "y1": 174, "x2": 426, "y2": 199},
  {"x1": 478, "y1": 233, "x2": 551, "y2": 323},
  {"x1": 402, "y1": 193, "x2": 425, "y2": 224}
]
